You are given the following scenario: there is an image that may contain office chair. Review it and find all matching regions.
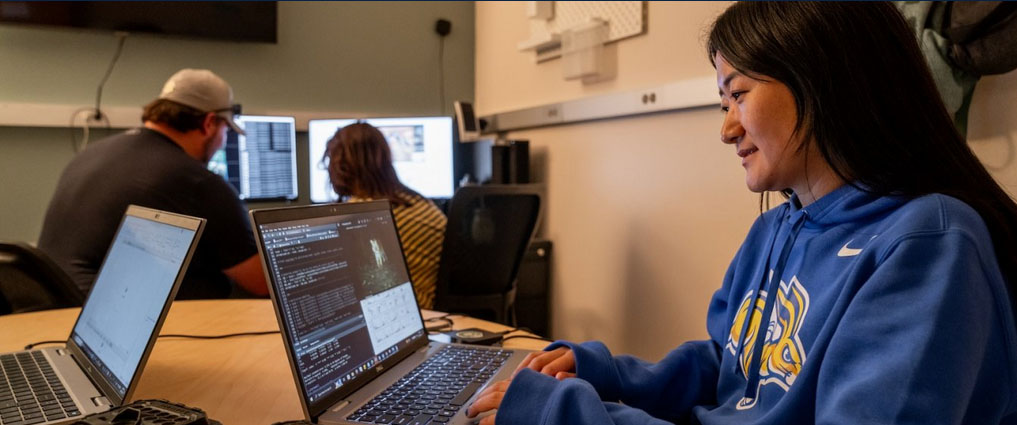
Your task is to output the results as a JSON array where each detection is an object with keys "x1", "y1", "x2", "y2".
[
  {"x1": 433, "y1": 184, "x2": 542, "y2": 326},
  {"x1": 0, "y1": 241, "x2": 85, "y2": 315}
]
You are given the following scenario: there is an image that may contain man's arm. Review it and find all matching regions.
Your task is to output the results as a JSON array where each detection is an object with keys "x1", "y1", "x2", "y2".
[{"x1": 223, "y1": 254, "x2": 269, "y2": 296}]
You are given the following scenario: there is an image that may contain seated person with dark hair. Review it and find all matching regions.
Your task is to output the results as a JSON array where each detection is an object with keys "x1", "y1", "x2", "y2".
[
  {"x1": 39, "y1": 68, "x2": 267, "y2": 299},
  {"x1": 323, "y1": 122, "x2": 447, "y2": 309}
]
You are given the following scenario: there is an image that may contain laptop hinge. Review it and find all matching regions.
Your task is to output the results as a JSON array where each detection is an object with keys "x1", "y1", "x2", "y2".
[
  {"x1": 91, "y1": 396, "x2": 111, "y2": 408},
  {"x1": 330, "y1": 400, "x2": 351, "y2": 412}
]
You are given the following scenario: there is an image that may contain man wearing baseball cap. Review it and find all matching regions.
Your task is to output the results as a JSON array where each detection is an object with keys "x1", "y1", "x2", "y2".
[{"x1": 39, "y1": 68, "x2": 268, "y2": 299}]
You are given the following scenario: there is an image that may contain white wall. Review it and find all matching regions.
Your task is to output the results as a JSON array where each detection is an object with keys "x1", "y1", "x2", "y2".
[
  {"x1": 477, "y1": 1, "x2": 750, "y2": 360},
  {"x1": 969, "y1": 71, "x2": 1017, "y2": 196},
  {"x1": 475, "y1": 1, "x2": 1017, "y2": 360}
]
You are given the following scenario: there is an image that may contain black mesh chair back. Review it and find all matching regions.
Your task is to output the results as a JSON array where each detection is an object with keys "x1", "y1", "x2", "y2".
[
  {"x1": 0, "y1": 241, "x2": 85, "y2": 315},
  {"x1": 434, "y1": 184, "x2": 542, "y2": 325}
]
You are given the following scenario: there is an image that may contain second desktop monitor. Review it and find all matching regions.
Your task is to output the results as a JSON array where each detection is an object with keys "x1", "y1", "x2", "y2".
[
  {"x1": 208, "y1": 115, "x2": 299, "y2": 201},
  {"x1": 308, "y1": 116, "x2": 454, "y2": 202}
]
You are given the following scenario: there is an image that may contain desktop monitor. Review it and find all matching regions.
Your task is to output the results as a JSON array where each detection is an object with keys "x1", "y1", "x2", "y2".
[
  {"x1": 308, "y1": 116, "x2": 454, "y2": 202},
  {"x1": 208, "y1": 115, "x2": 298, "y2": 201}
]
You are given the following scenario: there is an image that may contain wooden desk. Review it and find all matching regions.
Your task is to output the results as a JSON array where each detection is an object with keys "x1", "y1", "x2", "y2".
[{"x1": 0, "y1": 300, "x2": 549, "y2": 425}]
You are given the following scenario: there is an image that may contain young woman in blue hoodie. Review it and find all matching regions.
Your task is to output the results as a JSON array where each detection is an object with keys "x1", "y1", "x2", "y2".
[{"x1": 467, "y1": 2, "x2": 1017, "y2": 424}]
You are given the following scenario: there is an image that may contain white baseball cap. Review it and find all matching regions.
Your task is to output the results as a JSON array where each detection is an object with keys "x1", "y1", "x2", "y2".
[{"x1": 158, "y1": 68, "x2": 245, "y2": 135}]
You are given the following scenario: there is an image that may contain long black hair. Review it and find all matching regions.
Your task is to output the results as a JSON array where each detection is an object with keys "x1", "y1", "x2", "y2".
[{"x1": 708, "y1": 2, "x2": 1017, "y2": 309}]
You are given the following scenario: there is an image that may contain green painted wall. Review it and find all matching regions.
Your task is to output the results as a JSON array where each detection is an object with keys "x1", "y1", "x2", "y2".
[{"x1": 0, "y1": 1, "x2": 475, "y2": 242}]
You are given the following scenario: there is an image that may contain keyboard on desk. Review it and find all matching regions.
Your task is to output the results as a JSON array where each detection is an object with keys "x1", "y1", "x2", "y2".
[
  {"x1": 347, "y1": 345, "x2": 512, "y2": 425},
  {"x1": 0, "y1": 352, "x2": 82, "y2": 425}
]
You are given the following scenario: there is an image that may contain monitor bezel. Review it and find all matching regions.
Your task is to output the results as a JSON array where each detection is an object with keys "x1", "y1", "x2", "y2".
[
  {"x1": 65, "y1": 205, "x2": 205, "y2": 406},
  {"x1": 249, "y1": 201, "x2": 430, "y2": 421}
]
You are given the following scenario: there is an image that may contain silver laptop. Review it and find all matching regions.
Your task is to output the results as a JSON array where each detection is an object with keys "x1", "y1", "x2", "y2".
[
  {"x1": 251, "y1": 201, "x2": 532, "y2": 425},
  {"x1": 0, "y1": 205, "x2": 204, "y2": 425}
]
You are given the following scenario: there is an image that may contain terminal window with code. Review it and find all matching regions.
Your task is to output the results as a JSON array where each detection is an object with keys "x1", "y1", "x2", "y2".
[{"x1": 258, "y1": 210, "x2": 424, "y2": 402}]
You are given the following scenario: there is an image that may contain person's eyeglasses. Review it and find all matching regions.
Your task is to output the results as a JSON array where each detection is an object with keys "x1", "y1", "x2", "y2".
[{"x1": 214, "y1": 104, "x2": 242, "y2": 116}]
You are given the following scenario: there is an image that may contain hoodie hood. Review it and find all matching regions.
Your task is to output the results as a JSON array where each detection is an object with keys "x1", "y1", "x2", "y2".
[{"x1": 788, "y1": 183, "x2": 905, "y2": 229}]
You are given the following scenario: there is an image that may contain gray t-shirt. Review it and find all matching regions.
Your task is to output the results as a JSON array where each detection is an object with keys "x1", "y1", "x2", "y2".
[{"x1": 38, "y1": 127, "x2": 256, "y2": 299}]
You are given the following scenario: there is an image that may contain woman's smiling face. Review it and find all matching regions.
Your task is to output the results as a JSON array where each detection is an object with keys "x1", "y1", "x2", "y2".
[{"x1": 716, "y1": 53, "x2": 808, "y2": 196}]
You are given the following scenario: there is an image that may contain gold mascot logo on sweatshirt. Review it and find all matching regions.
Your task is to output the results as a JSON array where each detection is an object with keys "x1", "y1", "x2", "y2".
[{"x1": 726, "y1": 276, "x2": 810, "y2": 409}]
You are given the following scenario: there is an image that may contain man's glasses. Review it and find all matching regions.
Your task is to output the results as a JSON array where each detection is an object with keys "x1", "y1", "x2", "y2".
[{"x1": 214, "y1": 104, "x2": 242, "y2": 115}]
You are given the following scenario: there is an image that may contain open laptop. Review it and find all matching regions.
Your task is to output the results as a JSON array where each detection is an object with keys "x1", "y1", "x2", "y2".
[
  {"x1": 251, "y1": 201, "x2": 532, "y2": 425},
  {"x1": 0, "y1": 205, "x2": 204, "y2": 425}
]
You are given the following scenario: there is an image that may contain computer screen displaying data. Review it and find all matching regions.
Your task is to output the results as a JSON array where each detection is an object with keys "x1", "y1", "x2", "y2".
[
  {"x1": 71, "y1": 214, "x2": 197, "y2": 398},
  {"x1": 308, "y1": 116, "x2": 454, "y2": 202},
  {"x1": 208, "y1": 115, "x2": 298, "y2": 201},
  {"x1": 257, "y1": 208, "x2": 425, "y2": 403}
]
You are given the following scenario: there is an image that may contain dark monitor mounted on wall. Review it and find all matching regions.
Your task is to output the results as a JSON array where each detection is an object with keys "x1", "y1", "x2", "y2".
[{"x1": 0, "y1": 1, "x2": 277, "y2": 43}]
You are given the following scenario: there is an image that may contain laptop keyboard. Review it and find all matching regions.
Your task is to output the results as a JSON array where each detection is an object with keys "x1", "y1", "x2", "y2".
[
  {"x1": 347, "y1": 345, "x2": 513, "y2": 425},
  {"x1": 0, "y1": 352, "x2": 82, "y2": 425}
]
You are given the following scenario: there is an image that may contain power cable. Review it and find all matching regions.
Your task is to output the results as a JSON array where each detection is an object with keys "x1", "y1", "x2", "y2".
[
  {"x1": 94, "y1": 32, "x2": 129, "y2": 121},
  {"x1": 438, "y1": 37, "x2": 446, "y2": 115},
  {"x1": 435, "y1": 19, "x2": 451, "y2": 115},
  {"x1": 23, "y1": 330, "x2": 279, "y2": 350},
  {"x1": 158, "y1": 331, "x2": 280, "y2": 340},
  {"x1": 70, "y1": 32, "x2": 127, "y2": 152},
  {"x1": 499, "y1": 334, "x2": 554, "y2": 344}
]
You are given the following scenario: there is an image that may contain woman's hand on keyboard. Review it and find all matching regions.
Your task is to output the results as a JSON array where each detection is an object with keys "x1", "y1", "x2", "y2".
[
  {"x1": 465, "y1": 379, "x2": 510, "y2": 425},
  {"x1": 514, "y1": 346, "x2": 576, "y2": 380}
]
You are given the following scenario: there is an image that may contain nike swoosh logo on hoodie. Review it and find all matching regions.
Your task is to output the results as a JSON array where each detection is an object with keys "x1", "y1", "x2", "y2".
[{"x1": 837, "y1": 241, "x2": 862, "y2": 257}]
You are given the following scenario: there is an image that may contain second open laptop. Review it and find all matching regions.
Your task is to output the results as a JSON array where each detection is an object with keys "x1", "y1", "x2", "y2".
[
  {"x1": 0, "y1": 206, "x2": 204, "y2": 425},
  {"x1": 251, "y1": 201, "x2": 532, "y2": 425}
]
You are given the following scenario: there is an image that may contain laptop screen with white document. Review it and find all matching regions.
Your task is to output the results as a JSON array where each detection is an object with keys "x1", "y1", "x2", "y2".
[
  {"x1": 68, "y1": 208, "x2": 203, "y2": 402},
  {"x1": 254, "y1": 201, "x2": 427, "y2": 414}
]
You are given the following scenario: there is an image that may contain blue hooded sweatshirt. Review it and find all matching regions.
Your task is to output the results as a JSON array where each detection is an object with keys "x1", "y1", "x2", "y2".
[{"x1": 496, "y1": 185, "x2": 1017, "y2": 424}]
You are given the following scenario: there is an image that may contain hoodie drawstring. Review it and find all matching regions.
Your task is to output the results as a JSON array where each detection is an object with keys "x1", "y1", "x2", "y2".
[
  {"x1": 740, "y1": 211, "x2": 808, "y2": 405},
  {"x1": 732, "y1": 217, "x2": 783, "y2": 375}
]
